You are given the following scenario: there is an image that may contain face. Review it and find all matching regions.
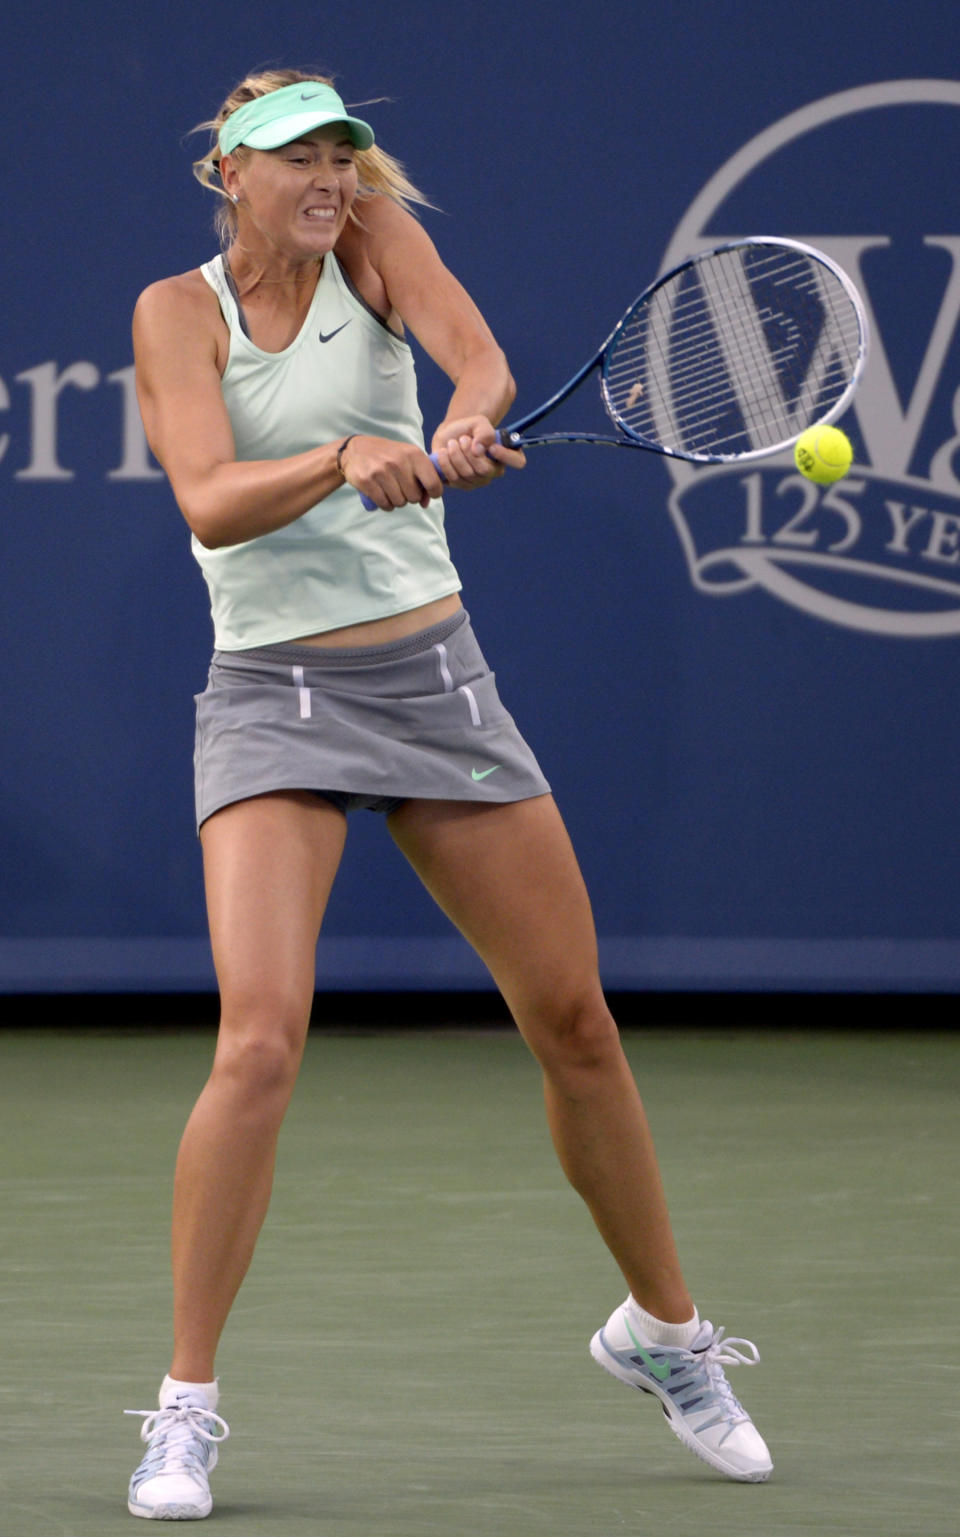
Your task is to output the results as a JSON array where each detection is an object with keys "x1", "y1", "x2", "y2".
[{"x1": 221, "y1": 124, "x2": 360, "y2": 262}]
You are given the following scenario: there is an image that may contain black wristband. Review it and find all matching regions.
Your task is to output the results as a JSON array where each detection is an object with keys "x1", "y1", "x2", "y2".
[{"x1": 335, "y1": 434, "x2": 358, "y2": 480}]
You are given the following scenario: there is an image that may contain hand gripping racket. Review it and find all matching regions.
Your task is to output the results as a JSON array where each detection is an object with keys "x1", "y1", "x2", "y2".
[{"x1": 358, "y1": 237, "x2": 867, "y2": 509}]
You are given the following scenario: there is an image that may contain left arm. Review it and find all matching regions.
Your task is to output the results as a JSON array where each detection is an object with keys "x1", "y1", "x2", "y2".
[{"x1": 339, "y1": 197, "x2": 525, "y2": 489}]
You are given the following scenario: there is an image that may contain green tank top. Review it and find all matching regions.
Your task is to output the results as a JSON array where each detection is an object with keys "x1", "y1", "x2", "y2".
[{"x1": 195, "y1": 252, "x2": 460, "y2": 649}]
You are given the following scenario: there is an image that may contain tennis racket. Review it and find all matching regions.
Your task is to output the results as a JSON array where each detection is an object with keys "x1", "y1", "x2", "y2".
[{"x1": 358, "y1": 236, "x2": 867, "y2": 509}]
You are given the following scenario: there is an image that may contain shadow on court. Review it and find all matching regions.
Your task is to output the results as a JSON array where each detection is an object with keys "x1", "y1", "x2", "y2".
[{"x1": 0, "y1": 998, "x2": 956, "y2": 1535}]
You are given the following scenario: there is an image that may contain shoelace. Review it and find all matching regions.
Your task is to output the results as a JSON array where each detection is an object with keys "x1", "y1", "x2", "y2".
[
  {"x1": 697, "y1": 1325, "x2": 761, "y2": 1423},
  {"x1": 125, "y1": 1404, "x2": 230, "y2": 1479}
]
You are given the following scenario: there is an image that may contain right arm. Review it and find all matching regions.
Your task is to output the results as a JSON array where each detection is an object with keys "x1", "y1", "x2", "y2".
[{"x1": 132, "y1": 274, "x2": 442, "y2": 548}]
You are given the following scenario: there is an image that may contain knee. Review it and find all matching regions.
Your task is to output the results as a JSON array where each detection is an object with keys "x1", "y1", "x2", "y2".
[
  {"x1": 211, "y1": 991, "x2": 310, "y2": 1105},
  {"x1": 524, "y1": 993, "x2": 623, "y2": 1084}
]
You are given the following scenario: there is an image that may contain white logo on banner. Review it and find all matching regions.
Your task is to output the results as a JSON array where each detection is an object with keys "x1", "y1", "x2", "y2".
[
  {"x1": 664, "y1": 80, "x2": 960, "y2": 637},
  {"x1": 0, "y1": 362, "x2": 161, "y2": 481}
]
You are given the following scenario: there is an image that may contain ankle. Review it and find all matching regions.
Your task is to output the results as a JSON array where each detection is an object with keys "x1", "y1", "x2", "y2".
[
  {"x1": 161, "y1": 1373, "x2": 219, "y2": 1410},
  {"x1": 626, "y1": 1295, "x2": 701, "y2": 1348}
]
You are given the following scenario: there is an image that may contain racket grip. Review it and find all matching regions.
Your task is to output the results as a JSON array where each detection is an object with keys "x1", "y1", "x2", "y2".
[{"x1": 358, "y1": 431, "x2": 505, "y2": 511}]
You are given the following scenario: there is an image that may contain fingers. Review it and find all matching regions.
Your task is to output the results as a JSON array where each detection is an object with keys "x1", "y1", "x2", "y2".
[
  {"x1": 340, "y1": 436, "x2": 444, "y2": 511},
  {"x1": 487, "y1": 439, "x2": 527, "y2": 471},
  {"x1": 337, "y1": 428, "x2": 525, "y2": 511},
  {"x1": 434, "y1": 432, "x2": 526, "y2": 490},
  {"x1": 440, "y1": 433, "x2": 498, "y2": 483}
]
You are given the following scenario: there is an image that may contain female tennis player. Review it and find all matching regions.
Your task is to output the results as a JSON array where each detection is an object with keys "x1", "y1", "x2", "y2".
[{"x1": 125, "y1": 68, "x2": 772, "y2": 1520}]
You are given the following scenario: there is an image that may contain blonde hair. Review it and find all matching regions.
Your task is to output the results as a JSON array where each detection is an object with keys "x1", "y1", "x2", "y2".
[{"x1": 192, "y1": 67, "x2": 433, "y2": 245}]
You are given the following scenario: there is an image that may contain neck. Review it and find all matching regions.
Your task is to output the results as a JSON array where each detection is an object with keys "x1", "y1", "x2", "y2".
[{"x1": 226, "y1": 244, "x2": 324, "y2": 301}]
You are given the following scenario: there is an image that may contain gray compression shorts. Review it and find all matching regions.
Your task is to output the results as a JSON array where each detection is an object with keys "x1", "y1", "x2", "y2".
[{"x1": 193, "y1": 608, "x2": 551, "y2": 831}]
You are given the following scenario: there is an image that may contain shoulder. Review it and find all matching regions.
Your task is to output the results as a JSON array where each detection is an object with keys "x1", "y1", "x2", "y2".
[
  {"x1": 337, "y1": 195, "x2": 438, "y2": 272},
  {"x1": 335, "y1": 197, "x2": 438, "y2": 327},
  {"x1": 134, "y1": 267, "x2": 220, "y2": 332},
  {"x1": 133, "y1": 267, "x2": 224, "y2": 361}
]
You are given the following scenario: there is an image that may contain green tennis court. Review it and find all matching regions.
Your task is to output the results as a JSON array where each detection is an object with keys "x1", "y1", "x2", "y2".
[{"x1": 1, "y1": 1011, "x2": 956, "y2": 1535}]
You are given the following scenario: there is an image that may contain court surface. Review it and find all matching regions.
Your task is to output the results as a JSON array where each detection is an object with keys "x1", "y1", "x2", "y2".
[{"x1": 1, "y1": 1008, "x2": 956, "y2": 1535}]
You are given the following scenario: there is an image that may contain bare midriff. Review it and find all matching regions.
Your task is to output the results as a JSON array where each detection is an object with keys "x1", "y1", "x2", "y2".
[{"x1": 289, "y1": 592, "x2": 462, "y2": 648}]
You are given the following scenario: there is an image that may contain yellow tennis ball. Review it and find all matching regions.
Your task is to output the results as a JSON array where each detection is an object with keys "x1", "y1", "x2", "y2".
[{"x1": 794, "y1": 425, "x2": 854, "y2": 484}]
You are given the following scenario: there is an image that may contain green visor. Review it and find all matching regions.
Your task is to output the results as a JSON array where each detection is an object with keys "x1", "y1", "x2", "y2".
[{"x1": 219, "y1": 81, "x2": 375, "y2": 157}]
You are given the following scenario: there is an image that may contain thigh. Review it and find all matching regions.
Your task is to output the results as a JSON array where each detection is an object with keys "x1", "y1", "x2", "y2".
[
  {"x1": 388, "y1": 795, "x2": 603, "y2": 1021},
  {"x1": 201, "y1": 791, "x2": 348, "y2": 1019}
]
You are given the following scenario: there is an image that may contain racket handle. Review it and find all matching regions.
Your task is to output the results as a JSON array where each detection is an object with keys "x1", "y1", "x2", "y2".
[{"x1": 357, "y1": 431, "x2": 507, "y2": 511}]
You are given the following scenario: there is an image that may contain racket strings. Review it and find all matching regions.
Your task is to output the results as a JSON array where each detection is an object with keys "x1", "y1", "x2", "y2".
[
  {"x1": 613, "y1": 258, "x2": 858, "y2": 451},
  {"x1": 604, "y1": 246, "x2": 864, "y2": 458}
]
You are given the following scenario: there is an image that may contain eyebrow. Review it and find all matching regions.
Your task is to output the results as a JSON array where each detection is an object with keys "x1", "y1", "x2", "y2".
[{"x1": 287, "y1": 134, "x2": 356, "y2": 149}]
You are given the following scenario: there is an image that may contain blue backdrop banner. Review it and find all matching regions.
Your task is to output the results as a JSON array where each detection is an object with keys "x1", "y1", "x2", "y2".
[{"x1": 3, "y1": 2, "x2": 959, "y2": 992}]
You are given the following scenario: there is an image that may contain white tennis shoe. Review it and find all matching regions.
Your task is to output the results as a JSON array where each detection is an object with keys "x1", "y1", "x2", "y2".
[
  {"x1": 590, "y1": 1301, "x2": 773, "y2": 1481},
  {"x1": 126, "y1": 1384, "x2": 229, "y2": 1520}
]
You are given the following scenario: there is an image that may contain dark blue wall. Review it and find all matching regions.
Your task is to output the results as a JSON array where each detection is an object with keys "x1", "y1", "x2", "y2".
[{"x1": 3, "y1": 1, "x2": 960, "y2": 991}]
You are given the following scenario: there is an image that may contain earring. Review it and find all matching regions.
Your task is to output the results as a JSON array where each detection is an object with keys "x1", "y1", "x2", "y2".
[{"x1": 231, "y1": 193, "x2": 239, "y2": 204}]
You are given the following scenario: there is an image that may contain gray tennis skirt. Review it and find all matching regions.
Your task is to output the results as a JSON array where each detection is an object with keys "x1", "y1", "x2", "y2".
[{"x1": 193, "y1": 608, "x2": 551, "y2": 830}]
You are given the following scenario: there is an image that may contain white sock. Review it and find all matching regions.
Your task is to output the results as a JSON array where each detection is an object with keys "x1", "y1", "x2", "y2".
[
  {"x1": 160, "y1": 1374, "x2": 219, "y2": 1410},
  {"x1": 626, "y1": 1296, "x2": 701, "y2": 1349}
]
